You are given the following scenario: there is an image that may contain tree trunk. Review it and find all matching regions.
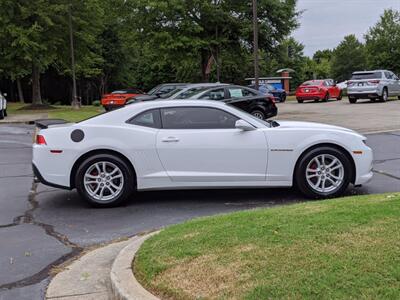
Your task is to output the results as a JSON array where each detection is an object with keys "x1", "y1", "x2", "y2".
[
  {"x1": 32, "y1": 64, "x2": 43, "y2": 105},
  {"x1": 201, "y1": 50, "x2": 210, "y2": 82},
  {"x1": 16, "y1": 78, "x2": 25, "y2": 103}
]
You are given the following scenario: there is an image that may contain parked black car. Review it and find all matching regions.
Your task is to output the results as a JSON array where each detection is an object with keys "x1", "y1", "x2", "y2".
[
  {"x1": 130, "y1": 83, "x2": 189, "y2": 103},
  {"x1": 173, "y1": 84, "x2": 278, "y2": 120}
]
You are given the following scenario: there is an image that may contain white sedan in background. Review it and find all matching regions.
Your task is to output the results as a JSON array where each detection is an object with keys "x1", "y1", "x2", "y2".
[{"x1": 33, "y1": 100, "x2": 373, "y2": 207}]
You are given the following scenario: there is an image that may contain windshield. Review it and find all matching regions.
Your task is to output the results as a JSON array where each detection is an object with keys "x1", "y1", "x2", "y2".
[
  {"x1": 147, "y1": 85, "x2": 160, "y2": 95},
  {"x1": 159, "y1": 88, "x2": 183, "y2": 98},
  {"x1": 351, "y1": 72, "x2": 382, "y2": 80},
  {"x1": 176, "y1": 87, "x2": 214, "y2": 99}
]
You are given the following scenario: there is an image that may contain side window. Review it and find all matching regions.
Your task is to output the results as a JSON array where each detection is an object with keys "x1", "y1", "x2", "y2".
[
  {"x1": 385, "y1": 72, "x2": 392, "y2": 79},
  {"x1": 161, "y1": 107, "x2": 239, "y2": 129},
  {"x1": 241, "y1": 88, "x2": 257, "y2": 97},
  {"x1": 199, "y1": 88, "x2": 225, "y2": 100},
  {"x1": 228, "y1": 87, "x2": 246, "y2": 98},
  {"x1": 128, "y1": 109, "x2": 161, "y2": 129}
]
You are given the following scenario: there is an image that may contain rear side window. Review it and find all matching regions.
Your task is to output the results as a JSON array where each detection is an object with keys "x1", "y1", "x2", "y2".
[
  {"x1": 161, "y1": 107, "x2": 239, "y2": 129},
  {"x1": 351, "y1": 72, "x2": 382, "y2": 80},
  {"x1": 128, "y1": 109, "x2": 161, "y2": 129}
]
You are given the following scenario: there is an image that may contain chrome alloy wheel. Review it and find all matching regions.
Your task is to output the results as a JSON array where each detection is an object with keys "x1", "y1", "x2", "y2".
[
  {"x1": 84, "y1": 161, "x2": 124, "y2": 201},
  {"x1": 306, "y1": 154, "x2": 344, "y2": 193},
  {"x1": 252, "y1": 111, "x2": 264, "y2": 119}
]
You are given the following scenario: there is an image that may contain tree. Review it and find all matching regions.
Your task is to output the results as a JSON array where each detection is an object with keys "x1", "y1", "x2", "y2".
[
  {"x1": 331, "y1": 35, "x2": 366, "y2": 82},
  {"x1": 124, "y1": 0, "x2": 299, "y2": 84},
  {"x1": 365, "y1": 9, "x2": 400, "y2": 74}
]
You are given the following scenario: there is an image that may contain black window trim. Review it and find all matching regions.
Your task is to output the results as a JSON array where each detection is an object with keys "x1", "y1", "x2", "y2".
[
  {"x1": 159, "y1": 105, "x2": 242, "y2": 130},
  {"x1": 126, "y1": 108, "x2": 162, "y2": 129}
]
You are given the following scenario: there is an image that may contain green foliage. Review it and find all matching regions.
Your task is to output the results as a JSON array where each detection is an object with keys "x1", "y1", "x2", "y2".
[
  {"x1": 365, "y1": 9, "x2": 400, "y2": 74},
  {"x1": 331, "y1": 35, "x2": 366, "y2": 82},
  {"x1": 92, "y1": 100, "x2": 100, "y2": 106}
]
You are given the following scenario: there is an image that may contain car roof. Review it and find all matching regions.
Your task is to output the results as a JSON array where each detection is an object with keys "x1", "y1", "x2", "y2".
[
  {"x1": 81, "y1": 100, "x2": 231, "y2": 125},
  {"x1": 352, "y1": 70, "x2": 386, "y2": 74}
]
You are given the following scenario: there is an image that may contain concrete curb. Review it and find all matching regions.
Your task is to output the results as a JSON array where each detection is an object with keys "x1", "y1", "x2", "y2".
[{"x1": 110, "y1": 232, "x2": 160, "y2": 300}]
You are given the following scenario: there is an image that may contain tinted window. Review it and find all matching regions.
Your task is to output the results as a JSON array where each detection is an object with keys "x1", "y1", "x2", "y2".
[
  {"x1": 128, "y1": 109, "x2": 161, "y2": 128},
  {"x1": 161, "y1": 107, "x2": 239, "y2": 129},
  {"x1": 199, "y1": 88, "x2": 225, "y2": 100},
  {"x1": 351, "y1": 72, "x2": 383, "y2": 80},
  {"x1": 302, "y1": 80, "x2": 323, "y2": 86}
]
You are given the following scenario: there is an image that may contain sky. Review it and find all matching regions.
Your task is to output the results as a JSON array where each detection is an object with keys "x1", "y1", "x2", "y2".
[{"x1": 292, "y1": 0, "x2": 400, "y2": 57}]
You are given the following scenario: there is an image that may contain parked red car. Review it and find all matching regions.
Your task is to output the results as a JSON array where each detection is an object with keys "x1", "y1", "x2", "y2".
[
  {"x1": 296, "y1": 80, "x2": 342, "y2": 103},
  {"x1": 101, "y1": 89, "x2": 143, "y2": 111}
]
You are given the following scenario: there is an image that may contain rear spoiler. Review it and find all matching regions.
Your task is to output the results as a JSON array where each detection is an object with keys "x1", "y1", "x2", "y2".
[{"x1": 35, "y1": 119, "x2": 69, "y2": 129}]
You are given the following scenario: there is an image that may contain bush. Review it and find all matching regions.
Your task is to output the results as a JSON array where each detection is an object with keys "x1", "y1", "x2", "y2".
[{"x1": 92, "y1": 100, "x2": 101, "y2": 107}]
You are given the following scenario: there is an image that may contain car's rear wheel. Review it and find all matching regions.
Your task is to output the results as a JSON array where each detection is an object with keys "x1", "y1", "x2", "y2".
[
  {"x1": 295, "y1": 146, "x2": 352, "y2": 199},
  {"x1": 251, "y1": 109, "x2": 265, "y2": 120},
  {"x1": 280, "y1": 94, "x2": 286, "y2": 102},
  {"x1": 75, "y1": 154, "x2": 135, "y2": 207},
  {"x1": 4, "y1": 109, "x2": 7, "y2": 117},
  {"x1": 104, "y1": 106, "x2": 111, "y2": 112},
  {"x1": 0, "y1": 109, "x2": 4, "y2": 120},
  {"x1": 380, "y1": 88, "x2": 388, "y2": 102},
  {"x1": 337, "y1": 92, "x2": 343, "y2": 100},
  {"x1": 297, "y1": 99, "x2": 304, "y2": 103},
  {"x1": 349, "y1": 97, "x2": 357, "y2": 104}
]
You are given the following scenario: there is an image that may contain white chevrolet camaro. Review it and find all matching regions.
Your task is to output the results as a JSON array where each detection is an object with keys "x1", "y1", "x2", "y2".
[{"x1": 33, "y1": 100, "x2": 373, "y2": 207}]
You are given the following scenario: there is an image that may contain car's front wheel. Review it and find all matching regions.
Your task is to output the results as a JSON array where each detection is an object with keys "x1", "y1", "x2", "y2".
[
  {"x1": 323, "y1": 92, "x2": 330, "y2": 102},
  {"x1": 75, "y1": 154, "x2": 135, "y2": 207},
  {"x1": 337, "y1": 92, "x2": 343, "y2": 100},
  {"x1": 0, "y1": 109, "x2": 4, "y2": 120},
  {"x1": 3, "y1": 109, "x2": 7, "y2": 117},
  {"x1": 349, "y1": 97, "x2": 357, "y2": 104},
  {"x1": 295, "y1": 147, "x2": 352, "y2": 199}
]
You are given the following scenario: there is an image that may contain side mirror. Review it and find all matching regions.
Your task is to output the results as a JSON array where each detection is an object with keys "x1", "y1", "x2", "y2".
[{"x1": 235, "y1": 119, "x2": 255, "y2": 131}]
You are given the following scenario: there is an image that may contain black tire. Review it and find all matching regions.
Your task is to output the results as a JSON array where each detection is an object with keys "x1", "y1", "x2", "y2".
[
  {"x1": 397, "y1": 96, "x2": 400, "y2": 100},
  {"x1": 323, "y1": 92, "x2": 329, "y2": 102},
  {"x1": 349, "y1": 97, "x2": 357, "y2": 104},
  {"x1": 280, "y1": 94, "x2": 286, "y2": 102},
  {"x1": 75, "y1": 154, "x2": 135, "y2": 207},
  {"x1": 295, "y1": 146, "x2": 352, "y2": 199},
  {"x1": 251, "y1": 109, "x2": 265, "y2": 120},
  {"x1": 297, "y1": 99, "x2": 304, "y2": 103},
  {"x1": 380, "y1": 88, "x2": 388, "y2": 102},
  {"x1": 0, "y1": 109, "x2": 4, "y2": 120},
  {"x1": 337, "y1": 92, "x2": 343, "y2": 100},
  {"x1": 104, "y1": 106, "x2": 111, "y2": 112},
  {"x1": 3, "y1": 109, "x2": 7, "y2": 117}
]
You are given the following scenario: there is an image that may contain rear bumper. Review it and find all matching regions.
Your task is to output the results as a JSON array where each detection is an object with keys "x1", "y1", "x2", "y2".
[
  {"x1": 347, "y1": 92, "x2": 379, "y2": 99},
  {"x1": 266, "y1": 106, "x2": 278, "y2": 119},
  {"x1": 33, "y1": 163, "x2": 71, "y2": 190}
]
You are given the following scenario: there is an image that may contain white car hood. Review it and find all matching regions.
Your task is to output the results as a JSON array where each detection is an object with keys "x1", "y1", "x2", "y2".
[{"x1": 275, "y1": 120, "x2": 359, "y2": 135}]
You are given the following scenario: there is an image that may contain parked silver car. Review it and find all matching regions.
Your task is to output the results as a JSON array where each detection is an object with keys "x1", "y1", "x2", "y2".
[
  {"x1": 347, "y1": 70, "x2": 400, "y2": 103},
  {"x1": 0, "y1": 91, "x2": 7, "y2": 119}
]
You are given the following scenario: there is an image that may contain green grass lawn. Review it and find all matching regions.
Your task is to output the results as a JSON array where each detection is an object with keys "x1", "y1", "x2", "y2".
[
  {"x1": 7, "y1": 102, "x2": 103, "y2": 122},
  {"x1": 134, "y1": 193, "x2": 400, "y2": 300}
]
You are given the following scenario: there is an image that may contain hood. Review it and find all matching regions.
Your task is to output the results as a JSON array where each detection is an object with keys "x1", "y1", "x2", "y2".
[{"x1": 276, "y1": 120, "x2": 361, "y2": 135}]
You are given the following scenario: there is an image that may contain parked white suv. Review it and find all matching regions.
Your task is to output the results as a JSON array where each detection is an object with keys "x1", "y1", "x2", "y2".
[
  {"x1": 0, "y1": 91, "x2": 7, "y2": 119},
  {"x1": 347, "y1": 70, "x2": 400, "y2": 103}
]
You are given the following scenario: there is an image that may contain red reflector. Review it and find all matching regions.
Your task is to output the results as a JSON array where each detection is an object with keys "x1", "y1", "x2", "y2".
[
  {"x1": 50, "y1": 150, "x2": 63, "y2": 154},
  {"x1": 36, "y1": 135, "x2": 47, "y2": 145}
]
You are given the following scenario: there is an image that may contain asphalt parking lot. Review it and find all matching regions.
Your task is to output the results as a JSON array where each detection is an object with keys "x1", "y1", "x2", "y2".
[{"x1": 0, "y1": 99, "x2": 399, "y2": 299}]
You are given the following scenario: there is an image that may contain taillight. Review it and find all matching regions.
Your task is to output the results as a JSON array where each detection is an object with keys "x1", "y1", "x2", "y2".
[
  {"x1": 36, "y1": 135, "x2": 47, "y2": 145},
  {"x1": 368, "y1": 80, "x2": 380, "y2": 85},
  {"x1": 267, "y1": 96, "x2": 275, "y2": 104}
]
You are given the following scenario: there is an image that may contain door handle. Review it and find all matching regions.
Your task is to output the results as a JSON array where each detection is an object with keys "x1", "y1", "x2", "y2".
[{"x1": 161, "y1": 137, "x2": 179, "y2": 143}]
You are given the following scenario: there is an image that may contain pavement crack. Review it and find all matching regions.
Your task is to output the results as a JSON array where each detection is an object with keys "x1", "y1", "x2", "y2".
[
  {"x1": 0, "y1": 181, "x2": 84, "y2": 291},
  {"x1": 372, "y1": 169, "x2": 400, "y2": 181},
  {"x1": 0, "y1": 174, "x2": 33, "y2": 179},
  {"x1": 373, "y1": 157, "x2": 400, "y2": 164}
]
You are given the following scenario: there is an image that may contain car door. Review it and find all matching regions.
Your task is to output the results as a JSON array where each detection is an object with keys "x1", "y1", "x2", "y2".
[
  {"x1": 156, "y1": 106, "x2": 268, "y2": 182},
  {"x1": 384, "y1": 72, "x2": 395, "y2": 95},
  {"x1": 390, "y1": 72, "x2": 400, "y2": 95}
]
